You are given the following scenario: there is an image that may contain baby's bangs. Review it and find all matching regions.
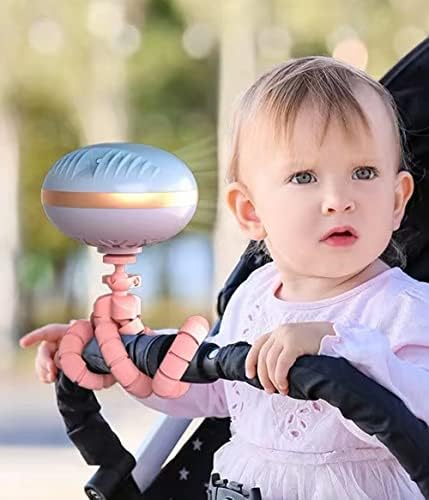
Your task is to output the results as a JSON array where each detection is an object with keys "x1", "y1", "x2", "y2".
[
  {"x1": 227, "y1": 57, "x2": 405, "y2": 182},
  {"x1": 252, "y1": 70, "x2": 372, "y2": 146}
]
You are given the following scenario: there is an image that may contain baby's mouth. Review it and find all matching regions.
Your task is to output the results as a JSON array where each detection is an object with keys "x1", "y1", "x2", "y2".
[
  {"x1": 322, "y1": 230, "x2": 358, "y2": 246},
  {"x1": 321, "y1": 226, "x2": 358, "y2": 241},
  {"x1": 328, "y1": 230, "x2": 353, "y2": 238}
]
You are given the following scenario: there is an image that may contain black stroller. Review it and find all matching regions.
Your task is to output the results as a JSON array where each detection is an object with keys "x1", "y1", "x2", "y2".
[{"x1": 54, "y1": 37, "x2": 429, "y2": 500}]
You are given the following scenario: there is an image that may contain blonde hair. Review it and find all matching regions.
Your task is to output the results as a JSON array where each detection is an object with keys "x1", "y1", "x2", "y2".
[
  {"x1": 227, "y1": 56, "x2": 409, "y2": 182},
  {"x1": 227, "y1": 56, "x2": 411, "y2": 267}
]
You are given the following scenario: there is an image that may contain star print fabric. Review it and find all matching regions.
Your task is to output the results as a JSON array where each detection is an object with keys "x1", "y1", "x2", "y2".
[{"x1": 142, "y1": 418, "x2": 230, "y2": 499}]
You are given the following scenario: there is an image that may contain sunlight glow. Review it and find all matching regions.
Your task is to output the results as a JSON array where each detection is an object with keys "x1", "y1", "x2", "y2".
[{"x1": 332, "y1": 38, "x2": 368, "y2": 70}]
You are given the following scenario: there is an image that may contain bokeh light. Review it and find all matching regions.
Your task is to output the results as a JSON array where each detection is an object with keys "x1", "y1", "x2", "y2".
[
  {"x1": 182, "y1": 23, "x2": 216, "y2": 59},
  {"x1": 111, "y1": 24, "x2": 141, "y2": 56},
  {"x1": 332, "y1": 37, "x2": 368, "y2": 70},
  {"x1": 87, "y1": 0, "x2": 125, "y2": 41}
]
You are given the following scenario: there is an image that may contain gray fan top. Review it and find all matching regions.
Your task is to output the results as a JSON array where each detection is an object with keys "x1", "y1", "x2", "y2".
[{"x1": 42, "y1": 143, "x2": 197, "y2": 193}]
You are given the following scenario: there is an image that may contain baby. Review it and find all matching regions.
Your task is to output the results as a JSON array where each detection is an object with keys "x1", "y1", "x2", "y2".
[{"x1": 22, "y1": 56, "x2": 429, "y2": 499}]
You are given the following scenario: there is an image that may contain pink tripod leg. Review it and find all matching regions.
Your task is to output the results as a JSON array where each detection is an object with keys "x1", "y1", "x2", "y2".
[
  {"x1": 95, "y1": 318, "x2": 153, "y2": 398},
  {"x1": 152, "y1": 315, "x2": 209, "y2": 398},
  {"x1": 59, "y1": 320, "x2": 115, "y2": 390}
]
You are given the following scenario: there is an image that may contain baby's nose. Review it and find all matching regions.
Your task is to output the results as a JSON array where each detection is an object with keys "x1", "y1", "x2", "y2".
[{"x1": 321, "y1": 197, "x2": 355, "y2": 215}]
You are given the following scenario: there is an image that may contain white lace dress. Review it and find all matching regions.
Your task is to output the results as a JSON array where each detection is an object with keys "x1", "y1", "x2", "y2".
[{"x1": 139, "y1": 263, "x2": 429, "y2": 499}]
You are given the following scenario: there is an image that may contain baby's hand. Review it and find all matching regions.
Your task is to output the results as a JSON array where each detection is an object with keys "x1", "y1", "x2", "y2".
[
  {"x1": 245, "y1": 322, "x2": 335, "y2": 395},
  {"x1": 20, "y1": 322, "x2": 72, "y2": 383}
]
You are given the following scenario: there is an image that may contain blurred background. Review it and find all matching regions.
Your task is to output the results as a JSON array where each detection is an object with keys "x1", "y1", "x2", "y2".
[{"x1": 1, "y1": 0, "x2": 428, "y2": 498}]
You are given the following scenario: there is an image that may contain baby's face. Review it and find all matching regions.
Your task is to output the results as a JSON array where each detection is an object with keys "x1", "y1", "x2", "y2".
[{"x1": 235, "y1": 86, "x2": 413, "y2": 278}]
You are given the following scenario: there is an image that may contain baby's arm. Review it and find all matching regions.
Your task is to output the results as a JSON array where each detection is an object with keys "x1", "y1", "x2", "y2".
[
  {"x1": 132, "y1": 379, "x2": 229, "y2": 418},
  {"x1": 320, "y1": 322, "x2": 429, "y2": 423},
  {"x1": 318, "y1": 289, "x2": 429, "y2": 442}
]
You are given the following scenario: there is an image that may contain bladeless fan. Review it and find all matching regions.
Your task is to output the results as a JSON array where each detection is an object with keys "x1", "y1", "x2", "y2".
[{"x1": 41, "y1": 143, "x2": 209, "y2": 400}]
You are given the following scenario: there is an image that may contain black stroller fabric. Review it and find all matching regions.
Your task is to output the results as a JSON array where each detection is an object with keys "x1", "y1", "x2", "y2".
[
  {"x1": 141, "y1": 37, "x2": 429, "y2": 499},
  {"x1": 380, "y1": 37, "x2": 429, "y2": 281}
]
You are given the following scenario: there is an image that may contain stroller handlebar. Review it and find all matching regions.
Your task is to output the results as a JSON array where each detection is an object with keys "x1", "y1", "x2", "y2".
[{"x1": 81, "y1": 331, "x2": 429, "y2": 499}]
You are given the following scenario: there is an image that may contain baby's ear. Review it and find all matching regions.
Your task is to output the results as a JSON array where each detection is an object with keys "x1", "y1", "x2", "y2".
[
  {"x1": 225, "y1": 182, "x2": 267, "y2": 240},
  {"x1": 393, "y1": 171, "x2": 414, "y2": 230}
]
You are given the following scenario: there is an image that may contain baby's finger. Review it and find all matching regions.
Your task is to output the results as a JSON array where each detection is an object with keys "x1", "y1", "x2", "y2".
[
  {"x1": 42, "y1": 359, "x2": 57, "y2": 383},
  {"x1": 47, "y1": 355, "x2": 59, "y2": 381},
  {"x1": 20, "y1": 324, "x2": 68, "y2": 348},
  {"x1": 54, "y1": 350, "x2": 62, "y2": 370},
  {"x1": 245, "y1": 333, "x2": 270, "y2": 378},
  {"x1": 257, "y1": 339, "x2": 276, "y2": 393},
  {"x1": 35, "y1": 357, "x2": 52, "y2": 383},
  {"x1": 274, "y1": 351, "x2": 296, "y2": 394},
  {"x1": 265, "y1": 344, "x2": 283, "y2": 391},
  {"x1": 35, "y1": 341, "x2": 58, "y2": 383}
]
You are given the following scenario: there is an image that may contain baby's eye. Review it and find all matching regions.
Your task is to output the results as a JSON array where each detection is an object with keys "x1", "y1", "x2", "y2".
[
  {"x1": 289, "y1": 171, "x2": 316, "y2": 184},
  {"x1": 352, "y1": 166, "x2": 379, "y2": 180}
]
